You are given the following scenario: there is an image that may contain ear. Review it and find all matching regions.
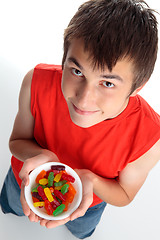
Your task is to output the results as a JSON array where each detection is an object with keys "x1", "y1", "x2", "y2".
[{"x1": 130, "y1": 83, "x2": 146, "y2": 97}]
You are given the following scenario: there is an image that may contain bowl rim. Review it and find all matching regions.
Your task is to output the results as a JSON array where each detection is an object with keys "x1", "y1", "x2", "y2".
[{"x1": 24, "y1": 162, "x2": 82, "y2": 220}]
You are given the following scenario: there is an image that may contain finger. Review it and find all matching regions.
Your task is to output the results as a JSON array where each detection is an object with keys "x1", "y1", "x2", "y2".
[
  {"x1": 73, "y1": 169, "x2": 79, "y2": 174},
  {"x1": 70, "y1": 195, "x2": 93, "y2": 221},
  {"x1": 19, "y1": 162, "x2": 31, "y2": 185},
  {"x1": 20, "y1": 182, "x2": 30, "y2": 216},
  {"x1": 40, "y1": 219, "x2": 49, "y2": 227},
  {"x1": 22, "y1": 175, "x2": 29, "y2": 186},
  {"x1": 28, "y1": 210, "x2": 39, "y2": 222},
  {"x1": 34, "y1": 215, "x2": 40, "y2": 222},
  {"x1": 20, "y1": 154, "x2": 59, "y2": 181},
  {"x1": 45, "y1": 217, "x2": 71, "y2": 229}
]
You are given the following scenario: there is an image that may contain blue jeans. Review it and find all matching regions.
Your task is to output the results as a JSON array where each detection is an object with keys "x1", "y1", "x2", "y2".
[
  {"x1": 0, "y1": 166, "x2": 107, "y2": 239},
  {"x1": 0, "y1": 166, "x2": 24, "y2": 216},
  {"x1": 65, "y1": 201, "x2": 107, "y2": 239}
]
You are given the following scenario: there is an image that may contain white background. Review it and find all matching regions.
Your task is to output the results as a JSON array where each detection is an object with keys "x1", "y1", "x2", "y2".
[{"x1": 0, "y1": 0, "x2": 160, "y2": 239}]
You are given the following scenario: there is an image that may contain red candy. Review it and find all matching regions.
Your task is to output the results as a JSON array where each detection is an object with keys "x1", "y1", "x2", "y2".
[
  {"x1": 45, "y1": 200, "x2": 54, "y2": 215},
  {"x1": 54, "y1": 189, "x2": 66, "y2": 202},
  {"x1": 52, "y1": 197, "x2": 61, "y2": 207},
  {"x1": 61, "y1": 173, "x2": 75, "y2": 183},
  {"x1": 32, "y1": 192, "x2": 43, "y2": 201},
  {"x1": 37, "y1": 186, "x2": 47, "y2": 201},
  {"x1": 51, "y1": 201, "x2": 58, "y2": 210}
]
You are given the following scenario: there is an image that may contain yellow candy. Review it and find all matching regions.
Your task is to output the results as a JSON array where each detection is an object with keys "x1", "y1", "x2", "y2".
[
  {"x1": 39, "y1": 178, "x2": 48, "y2": 185},
  {"x1": 33, "y1": 202, "x2": 45, "y2": 207},
  {"x1": 54, "y1": 173, "x2": 62, "y2": 182},
  {"x1": 44, "y1": 187, "x2": 54, "y2": 202}
]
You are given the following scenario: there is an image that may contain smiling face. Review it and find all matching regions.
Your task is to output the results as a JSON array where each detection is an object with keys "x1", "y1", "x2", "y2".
[{"x1": 61, "y1": 39, "x2": 138, "y2": 128}]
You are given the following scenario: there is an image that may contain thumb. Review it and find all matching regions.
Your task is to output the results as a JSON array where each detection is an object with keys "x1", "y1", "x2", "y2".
[
  {"x1": 74, "y1": 169, "x2": 81, "y2": 175},
  {"x1": 19, "y1": 171, "x2": 30, "y2": 186},
  {"x1": 19, "y1": 162, "x2": 31, "y2": 186},
  {"x1": 22, "y1": 176, "x2": 30, "y2": 186}
]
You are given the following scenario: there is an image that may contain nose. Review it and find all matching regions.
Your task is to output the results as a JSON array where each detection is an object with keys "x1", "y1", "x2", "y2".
[{"x1": 75, "y1": 82, "x2": 96, "y2": 109}]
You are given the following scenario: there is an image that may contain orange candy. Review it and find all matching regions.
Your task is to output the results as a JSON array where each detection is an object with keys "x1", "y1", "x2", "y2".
[
  {"x1": 62, "y1": 200, "x2": 70, "y2": 211},
  {"x1": 67, "y1": 182, "x2": 77, "y2": 195},
  {"x1": 65, "y1": 191, "x2": 74, "y2": 203},
  {"x1": 36, "y1": 170, "x2": 47, "y2": 184}
]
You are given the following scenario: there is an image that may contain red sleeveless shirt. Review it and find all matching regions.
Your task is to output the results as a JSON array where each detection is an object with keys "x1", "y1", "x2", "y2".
[{"x1": 11, "y1": 64, "x2": 160, "y2": 207}]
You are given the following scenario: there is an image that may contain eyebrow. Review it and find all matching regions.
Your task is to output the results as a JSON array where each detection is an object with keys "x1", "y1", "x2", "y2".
[
  {"x1": 68, "y1": 57, "x2": 84, "y2": 70},
  {"x1": 100, "y1": 74, "x2": 123, "y2": 82},
  {"x1": 68, "y1": 57, "x2": 123, "y2": 82}
]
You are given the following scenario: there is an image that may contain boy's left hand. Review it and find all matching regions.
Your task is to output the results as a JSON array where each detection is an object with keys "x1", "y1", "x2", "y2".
[{"x1": 39, "y1": 169, "x2": 94, "y2": 228}]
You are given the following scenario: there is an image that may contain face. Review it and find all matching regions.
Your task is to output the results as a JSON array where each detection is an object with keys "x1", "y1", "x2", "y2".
[{"x1": 61, "y1": 39, "x2": 137, "y2": 128}]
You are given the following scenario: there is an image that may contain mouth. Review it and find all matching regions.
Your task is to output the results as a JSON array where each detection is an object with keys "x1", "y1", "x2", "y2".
[{"x1": 72, "y1": 103, "x2": 99, "y2": 116}]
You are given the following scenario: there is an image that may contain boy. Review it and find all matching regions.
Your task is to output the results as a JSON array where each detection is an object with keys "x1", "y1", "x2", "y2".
[{"x1": 1, "y1": 0, "x2": 160, "y2": 239}]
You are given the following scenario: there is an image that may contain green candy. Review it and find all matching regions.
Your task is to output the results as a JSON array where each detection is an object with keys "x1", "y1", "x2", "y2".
[
  {"x1": 48, "y1": 172, "x2": 54, "y2": 187},
  {"x1": 31, "y1": 184, "x2": 43, "y2": 192},
  {"x1": 54, "y1": 180, "x2": 67, "y2": 187},
  {"x1": 61, "y1": 184, "x2": 69, "y2": 195},
  {"x1": 31, "y1": 186, "x2": 39, "y2": 192},
  {"x1": 32, "y1": 184, "x2": 46, "y2": 192},
  {"x1": 53, "y1": 204, "x2": 65, "y2": 216}
]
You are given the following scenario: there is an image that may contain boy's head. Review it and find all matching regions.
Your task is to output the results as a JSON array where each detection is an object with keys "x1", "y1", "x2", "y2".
[{"x1": 62, "y1": 0, "x2": 158, "y2": 94}]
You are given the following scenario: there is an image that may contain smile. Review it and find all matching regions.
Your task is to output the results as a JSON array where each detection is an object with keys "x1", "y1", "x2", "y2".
[{"x1": 72, "y1": 103, "x2": 99, "y2": 116}]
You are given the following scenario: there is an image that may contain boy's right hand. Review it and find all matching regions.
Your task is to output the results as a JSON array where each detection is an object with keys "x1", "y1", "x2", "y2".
[
  {"x1": 20, "y1": 181, "x2": 40, "y2": 222},
  {"x1": 19, "y1": 152, "x2": 59, "y2": 222}
]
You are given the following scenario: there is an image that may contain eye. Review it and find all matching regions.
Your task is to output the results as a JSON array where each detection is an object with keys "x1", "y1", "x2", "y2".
[
  {"x1": 72, "y1": 68, "x2": 83, "y2": 77},
  {"x1": 102, "y1": 81, "x2": 115, "y2": 88}
]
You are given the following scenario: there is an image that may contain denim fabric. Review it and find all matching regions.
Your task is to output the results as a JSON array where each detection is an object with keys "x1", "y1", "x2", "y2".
[
  {"x1": 0, "y1": 166, "x2": 24, "y2": 216},
  {"x1": 0, "y1": 166, "x2": 107, "y2": 239},
  {"x1": 65, "y1": 201, "x2": 107, "y2": 239}
]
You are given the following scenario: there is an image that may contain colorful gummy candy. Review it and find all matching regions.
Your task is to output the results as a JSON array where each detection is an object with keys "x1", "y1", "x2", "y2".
[{"x1": 31, "y1": 165, "x2": 76, "y2": 217}]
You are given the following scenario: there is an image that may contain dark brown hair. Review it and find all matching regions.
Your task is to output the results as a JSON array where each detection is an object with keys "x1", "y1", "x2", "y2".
[{"x1": 62, "y1": 0, "x2": 158, "y2": 94}]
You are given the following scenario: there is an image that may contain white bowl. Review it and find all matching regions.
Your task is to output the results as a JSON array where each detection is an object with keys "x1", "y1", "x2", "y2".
[{"x1": 24, "y1": 162, "x2": 82, "y2": 220}]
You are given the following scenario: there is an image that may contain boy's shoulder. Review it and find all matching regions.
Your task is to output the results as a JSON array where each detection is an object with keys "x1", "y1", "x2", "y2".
[
  {"x1": 136, "y1": 94, "x2": 160, "y2": 126},
  {"x1": 31, "y1": 64, "x2": 63, "y2": 89},
  {"x1": 34, "y1": 63, "x2": 62, "y2": 72},
  {"x1": 118, "y1": 95, "x2": 160, "y2": 164}
]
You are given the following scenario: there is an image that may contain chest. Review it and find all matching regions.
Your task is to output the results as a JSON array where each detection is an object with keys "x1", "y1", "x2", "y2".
[{"x1": 34, "y1": 110, "x2": 135, "y2": 178}]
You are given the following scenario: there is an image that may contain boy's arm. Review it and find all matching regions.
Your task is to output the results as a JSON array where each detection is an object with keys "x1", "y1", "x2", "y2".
[
  {"x1": 94, "y1": 139, "x2": 160, "y2": 206},
  {"x1": 69, "y1": 139, "x2": 160, "y2": 221},
  {"x1": 9, "y1": 69, "x2": 57, "y2": 163},
  {"x1": 9, "y1": 69, "x2": 59, "y2": 222}
]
